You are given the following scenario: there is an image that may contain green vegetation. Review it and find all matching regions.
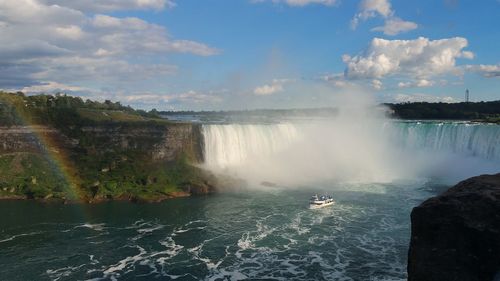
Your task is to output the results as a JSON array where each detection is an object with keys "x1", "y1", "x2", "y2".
[
  {"x1": 74, "y1": 150, "x2": 210, "y2": 202},
  {"x1": 0, "y1": 91, "x2": 163, "y2": 126},
  {"x1": 0, "y1": 153, "x2": 68, "y2": 199},
  {"x1": 0, "y1": 92, "x2": 209, "y2": 202},
  {"x1": 385, "y1": 101, "x2": 500, "y2": 122}
]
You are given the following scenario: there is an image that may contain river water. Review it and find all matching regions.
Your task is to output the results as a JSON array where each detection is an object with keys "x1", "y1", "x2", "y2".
[
  {"x1": 0, "y1": 120, "x2": 499, "y2": 280},
  {"x1": 0, "y1": 181, "x2": 438, "y2": 281}
]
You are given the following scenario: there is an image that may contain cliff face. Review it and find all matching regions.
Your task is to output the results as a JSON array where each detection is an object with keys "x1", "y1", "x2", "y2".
[
  {"x1": 408, "y1": 173, "x2": 500, "y2": 281},
  {"x1": 77, "y1": 123, "x2": 203, "y2": 162},
  {"x1": 0, "y1": 123, "x2": 210, "y2": 201},
  {"x1": 0, "y1": 126, "x2": 74, "y2": 153},
  {"x1": 0, "y1": 124, "x2": 202, "y2": 162}
]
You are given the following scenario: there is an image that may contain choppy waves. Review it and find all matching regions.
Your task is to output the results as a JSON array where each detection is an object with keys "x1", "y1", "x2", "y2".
[{"x1": 0, "y1": 183, "x2": 428, "y2": 281}]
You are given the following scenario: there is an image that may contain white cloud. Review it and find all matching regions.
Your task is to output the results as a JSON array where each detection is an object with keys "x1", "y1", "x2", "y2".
[
  {"x1": 461, "y1": 51, "x2": 475, "y2": 59},
  {"x1": 358, "y1": 0, "x2": 392, "y2": 20},
  {"x1": 41, "y1": 0, "x2": 176, "y2": 13},
  {"x1": 252, "y1": 0, "x2": 337, "y2": 7},
  {"x1": 0, "y1": 0, "x2": 218, "y2": 89},
  {"x1": 0, "y1": 40, "x2": 70, "y2": 61},
  {"x1": 465, "y1": 64, "x2": 500, "y2": 78},
  {"x1": 55, "y1": 25, "x2": 85, "y2": 40},
  {"x1": 21, "y1": 81, "x2": 90, "y2": 93},
  {"x1": 167, "y1": 40, "x2": 221, "y2": 56},
  {"x1": 0, "y1": 0, "x2": 85, "y2": 25},
  {"x1": 371, "y1": 79, "x2": 383, "y2": 90},
  {"x1": 398, "y1": 79, "x2": 435, "y2": 88},
  {"x1": 351, "y1": 0, "x2": 417, "y2": 35},
  {"x1": 32, "y1": 56, "x2": 178, "y2": 83},
  {"x1": 351, "y1": 0, "x2": 393, "y2": 29},
  {"x1": 254, "y1": 83, "x2": 284, "y2": 95},
  {"x1": 89, "y1": 15, "x2": 220, "y2": 57},
  {"x1": 253, "y1": 79, "x2": 291, "y2": 95},
  {"x1": 121, "y1": 90, "x2": 222, "y2": 106},
  {"x1": 371, "y1": 17, "x2": 417, "y2": 36},
  {"x1": 393, "y1": 93, "x2": 458, "y2": 103},
  {"x1": 343, "y1": 37, "x2": 473, "y2": 80}
]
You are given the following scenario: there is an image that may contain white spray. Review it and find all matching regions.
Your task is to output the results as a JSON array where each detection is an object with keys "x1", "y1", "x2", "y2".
[{"x1": 201, "y1": 89, "x2": 500, "y2": 187}]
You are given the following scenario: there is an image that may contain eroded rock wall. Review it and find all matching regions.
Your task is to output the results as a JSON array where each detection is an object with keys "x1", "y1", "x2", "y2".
[{"x1": 0, "y1": 123, "x2": 203, "y2": 163}]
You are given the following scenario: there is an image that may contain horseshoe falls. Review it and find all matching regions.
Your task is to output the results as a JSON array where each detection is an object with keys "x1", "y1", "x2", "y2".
[
  {"x1": 389, "y1": 121, "x2": 500, "y2": 160},
  {"x1": 202, "y1": 121, "x2": 500, "y2": 185}
]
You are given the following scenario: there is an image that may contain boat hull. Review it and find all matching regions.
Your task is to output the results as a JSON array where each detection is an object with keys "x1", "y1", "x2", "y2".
[{"x1": 309, "y1": 201, "x2": 335, "y2": 209}]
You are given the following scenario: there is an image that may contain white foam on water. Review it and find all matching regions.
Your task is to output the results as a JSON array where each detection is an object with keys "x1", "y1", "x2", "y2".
[
  {"x1": 75, "y1": 223, "x2": 106, "y2": 232},
  {"x1": 157, "y1": 236, "x2": 184, "y2": 258},
  {"x1": 131, "y1": 222, "x2": 166, "y2": 241},
  {"x1": 136, "y1": 224, "x2": 164, "y2": 234},
  {"x1": 0, "y1": 231, "x2": 42, "y2": 243},
  {"x1": 46, "y1": 264, "x2": 88, "y2": 281},
  {"x1": 102, "y1": 245, "x2": 147, "y2": 277},
  {"x1": 89, "y1": 255, "x2": 99, "y2": 265}
]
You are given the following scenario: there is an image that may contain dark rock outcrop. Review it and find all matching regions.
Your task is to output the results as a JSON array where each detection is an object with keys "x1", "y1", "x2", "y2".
[{"x1": 408, "y1": 173, "x2": 500, "y2": 281}]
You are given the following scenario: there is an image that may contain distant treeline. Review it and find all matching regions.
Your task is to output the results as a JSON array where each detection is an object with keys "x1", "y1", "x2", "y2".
[
  {"x1": 385, "y1": 101, "x2": 500, "y2": 121},
  {"x1": 160, "y1": 107, "x2": 339, "y2": 117},
  {"x1": 161, "y1": 101, "x2": 500, "y2": 122},
  {"x1": 0, "y1": 91, "x2": 161, "y2": 127}
]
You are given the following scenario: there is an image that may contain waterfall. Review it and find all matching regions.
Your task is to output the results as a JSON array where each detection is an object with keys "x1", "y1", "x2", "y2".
[
  {"x1": 387, "y1": 122, "x2": 500, "y2": 161},
  {"x1": 202, "y1": 123, "x2": 300, "y2": 169},
  {"x1": 201, "y1": 121, "x2": 500, "y2": 185}
]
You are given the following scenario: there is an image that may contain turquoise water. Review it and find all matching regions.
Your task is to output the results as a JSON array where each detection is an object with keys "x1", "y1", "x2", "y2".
[{"x1": 0, "y1": 182, "x2": 437, "y2": 281}]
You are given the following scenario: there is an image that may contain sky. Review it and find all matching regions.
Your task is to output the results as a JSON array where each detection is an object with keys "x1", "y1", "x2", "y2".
[{"x1": 0, "y1": 0, "x2": 499, "y2": 110}]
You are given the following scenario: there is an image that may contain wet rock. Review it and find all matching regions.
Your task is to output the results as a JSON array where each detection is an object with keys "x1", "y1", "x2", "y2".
[{"x1": 182, "y1": 181, "x2": 216, "y2": 195}]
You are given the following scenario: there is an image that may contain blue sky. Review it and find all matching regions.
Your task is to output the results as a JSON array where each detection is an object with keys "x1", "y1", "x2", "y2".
[{"x1": 0, "y1": 0, "x2": 499, "y2": 110}]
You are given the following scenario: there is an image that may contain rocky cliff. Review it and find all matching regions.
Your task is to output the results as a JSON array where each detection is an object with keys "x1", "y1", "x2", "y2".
[
  {"x1": 0, "y1": 126, "x2": 74, "y2": 153},
  {"x1": 408, "y1": 173, "x2": 500, "y2": 281},
  {"x1": 0, "y1": 123, "x2": 212, "y2": 202},
  {"x1": 0, "y1": 123, "x2": 203, "y2": 163}
]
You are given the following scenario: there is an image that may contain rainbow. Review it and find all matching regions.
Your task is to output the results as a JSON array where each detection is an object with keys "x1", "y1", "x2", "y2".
[
  {"x1": 2, "y1": 96, "x2": 85, "y2": 201},
  {"x1": 29, "y1": 125, "x2": 84, "y2": 200}
]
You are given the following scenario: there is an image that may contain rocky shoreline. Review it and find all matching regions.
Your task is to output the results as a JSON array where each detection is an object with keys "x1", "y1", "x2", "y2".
[{"x1": 0, "y1": 181, "x2": 216, "y2": 204}]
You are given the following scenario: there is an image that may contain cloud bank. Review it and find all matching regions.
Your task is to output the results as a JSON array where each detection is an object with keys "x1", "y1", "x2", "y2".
[
  {"x1": 343, "y1": 37, "x2": 473, "y2": 82},
  {"x1": 0, "y1": 0, "x2": 218, "y2": 91}
]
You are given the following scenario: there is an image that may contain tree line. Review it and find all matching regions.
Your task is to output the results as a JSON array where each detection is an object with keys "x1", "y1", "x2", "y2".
[{"x1": 385, "y1": 101, "x2": 500, "y2": 121}]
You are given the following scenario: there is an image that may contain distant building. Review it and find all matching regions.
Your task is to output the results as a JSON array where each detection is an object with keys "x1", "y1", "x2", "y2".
[{"x1": 465, "y1": 89, "x2": 470, "y2": 102}]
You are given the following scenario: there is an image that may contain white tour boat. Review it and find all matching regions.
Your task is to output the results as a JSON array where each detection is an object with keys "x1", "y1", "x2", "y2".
[{"x1": 309, "y1": 194, "x2": 334, "y2": 209}]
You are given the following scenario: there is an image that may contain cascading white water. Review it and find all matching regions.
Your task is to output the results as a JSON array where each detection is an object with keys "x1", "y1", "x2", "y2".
[
  {"x1": 387, "y1": 122, "x2": 500, "y2": 161},
  {"x1": 202, "y1": 123, "x2": 300, "y2": 169},
  {"x1": 202, "y1": 120, "x2": 500, "y2": 186}
]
